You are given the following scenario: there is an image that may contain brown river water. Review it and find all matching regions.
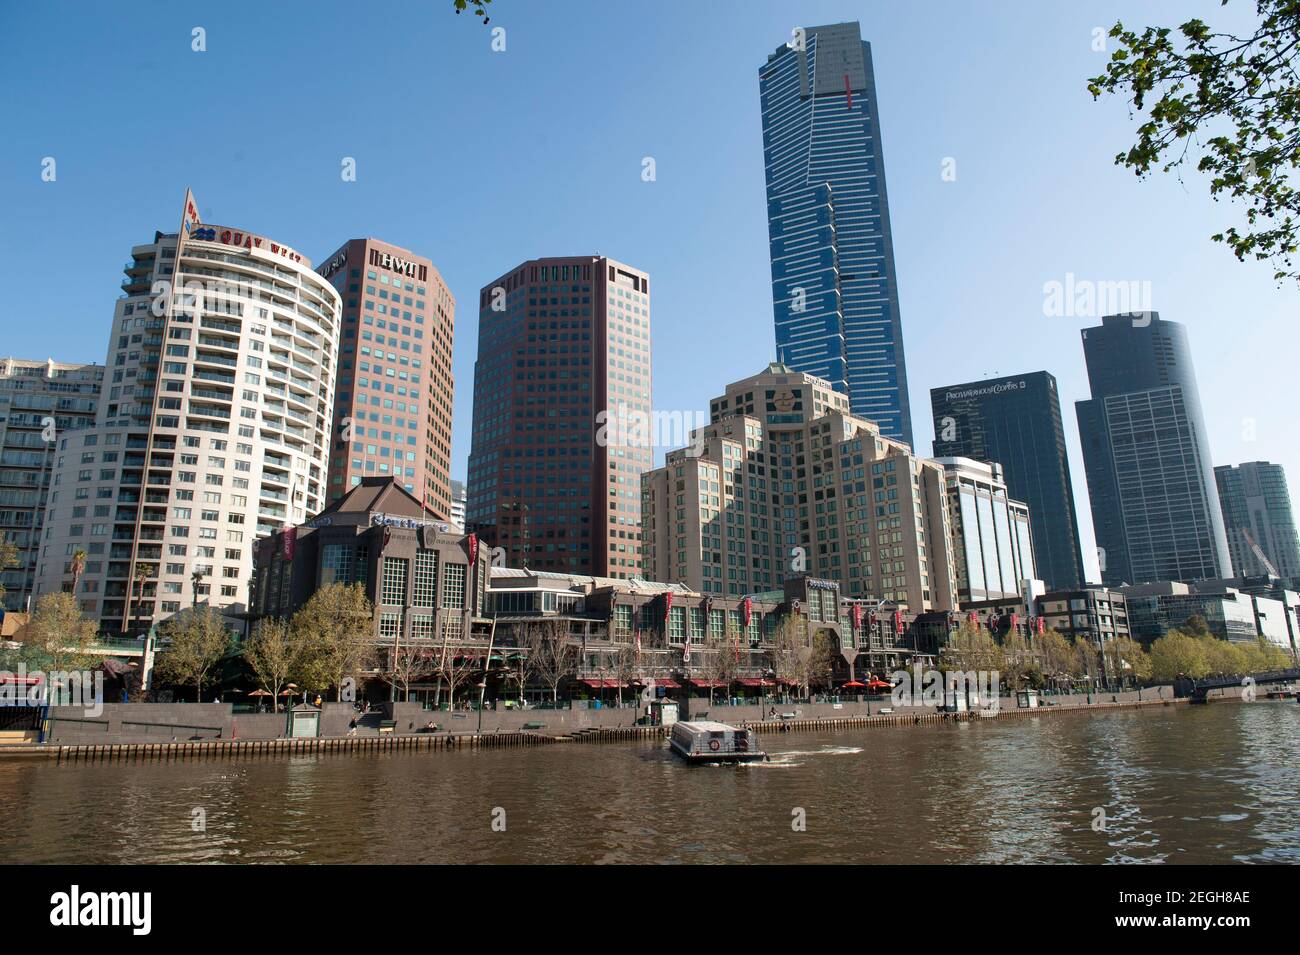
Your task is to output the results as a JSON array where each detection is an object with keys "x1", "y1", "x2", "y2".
[{"x1": 1, "y1": 703, "x2": 1297, "y2": 864}]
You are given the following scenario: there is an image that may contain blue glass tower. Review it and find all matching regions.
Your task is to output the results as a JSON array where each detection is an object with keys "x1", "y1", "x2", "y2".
[{"x1": 759, "y1": 22, "x2": 912, "y2": 445}]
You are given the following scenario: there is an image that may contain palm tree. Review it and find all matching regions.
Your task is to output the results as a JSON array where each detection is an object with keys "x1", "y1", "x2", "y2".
[
  {"x1": 132, "y1": 564, "x2": 152, "y2": 634},
  {"x1": 68, "y1": 549, "x2": 87, "y2": 597},
  {"x1": 191, "y1": 568, "x2": 206, "y2": 610}
]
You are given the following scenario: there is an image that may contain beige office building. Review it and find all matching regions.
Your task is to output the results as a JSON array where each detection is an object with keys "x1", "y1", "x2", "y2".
[
  {"x1": 641, "y1": 363, "x2": 957, "y2": 611},
  {"x1": 35, "y1": 194, "x2": 341, "y2": 632}
]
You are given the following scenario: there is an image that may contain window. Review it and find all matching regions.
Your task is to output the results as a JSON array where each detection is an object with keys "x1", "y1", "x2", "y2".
[
  {"x1": 381, "y1": 556, "x2": 407, "y2": 606},
  {"x1": 441, "y1": 563, "x2": 466, "y2": 609},
  {"x1": 413, "y1": 550, "x2": 437, "y2": 607}
]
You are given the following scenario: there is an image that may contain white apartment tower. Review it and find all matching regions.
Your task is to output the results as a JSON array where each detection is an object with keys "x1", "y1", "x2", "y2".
[{"x1": 35, "y1": 193, "x2": 341, "y2": 632}]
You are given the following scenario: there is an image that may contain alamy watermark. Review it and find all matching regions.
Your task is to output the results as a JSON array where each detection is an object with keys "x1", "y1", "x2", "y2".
[
  {"x1": 890, "y1": 665, "x2": 1001, "y2": 712},
  {"x1": 1, "y1": 665, "x2": 104, "y2": 717}
]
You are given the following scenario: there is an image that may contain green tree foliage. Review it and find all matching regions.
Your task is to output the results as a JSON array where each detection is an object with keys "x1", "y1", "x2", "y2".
[
  {"x1": 153, "y1": 607, "x2": 232, "y2": 702},
  {"x1": 1089, "y1": 1, "x2": 1300, "y2": 282},
  {"x1": 0, "y1": 539, "x2": 17, "y2": 605},
  {"x1": 1149, "y1": 629, "x2": 1212, "y2": 681},
  {"x1": 453, "y1": 0, "x2": 491, "y2": 23},
  {"x1": 242, "y1": 618, "x2": 308, "y2": 713},
  {"x1": 17, "y1": 592, "x2": 98, "y2": 672},
  {"x1": 290, "y1": 582, "x2": 375, "y2": 701}
]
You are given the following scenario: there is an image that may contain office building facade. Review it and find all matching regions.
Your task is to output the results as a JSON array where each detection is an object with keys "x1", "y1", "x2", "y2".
[
  {"x1": 35, "y1": 194, "x2": 341, "y2": 631},
  {"x1": 466, "y1": 256, "x2": 651, "y2": 578},
  {"x1": 317, "y1": 239, "x2": 456, "y2": 518},
  {"x1": 759, "y1": 21, "x2": 912, "y2": 444},
  {"x1": 930, "y1": 371, "x2": 1084, "y2": 589},
  {"x1": 1214, "y1": 461, "x2": 1300, "y2": 583},
  {"x1": 935, "y1": 457, "x2": 1036, "y2": 603},
  {"x1": 1076, "y1": 313, "x2": 1231, "y2": 586},
  {"x1": 0, "y1": 358, "x2": 102, "y2": 611},
  {"x1": 641, "y1": 364, "x2": 956, "y2": 610}
]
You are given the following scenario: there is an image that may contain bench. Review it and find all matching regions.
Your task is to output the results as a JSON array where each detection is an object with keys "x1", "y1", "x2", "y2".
[
  {"x1": 378, "y1": 720, "x2": 397, "y2": 734},
  {"x1": 521, "y1": 721, "x2": 546, "y2": 730}
]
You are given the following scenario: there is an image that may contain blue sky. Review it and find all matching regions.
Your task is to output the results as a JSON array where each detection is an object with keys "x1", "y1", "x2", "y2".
[{"x1": 2, "y1": 0, "x2": 1295, "y2": 584}]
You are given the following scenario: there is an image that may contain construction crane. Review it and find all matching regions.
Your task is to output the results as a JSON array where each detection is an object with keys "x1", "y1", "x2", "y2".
[{"x1": 1241, "y1": 527, "x2": 1279, "y2": 577}]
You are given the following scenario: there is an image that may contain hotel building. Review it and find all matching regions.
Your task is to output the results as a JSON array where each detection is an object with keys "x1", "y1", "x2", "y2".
[
  {"x1": 640, "y1": 363, "x2": 957, "y2": 611},
  {"x1": 35, "y1": 194, "x2": 341, "y2": 631},
  {"x1": 466, "y1": 255, "x2": 652, "y2": 578},
  {"x1": 316, "y1": 239, "x2": 456, "y2": 518},
  {"x1": 0, "y1": 358, "x2": 102, "y2": 611}
]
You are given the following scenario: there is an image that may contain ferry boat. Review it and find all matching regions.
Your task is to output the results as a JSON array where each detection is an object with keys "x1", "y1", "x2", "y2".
[{"x1": 669, "y1": 721, "x2": 768, "y2": 764}]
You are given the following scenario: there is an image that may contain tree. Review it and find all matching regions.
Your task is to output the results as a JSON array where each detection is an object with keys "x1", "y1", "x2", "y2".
[
  {"x1": 943, "y1": 620, "x2": 1005, "y2": 674},
  {"x1": 153, "y1": 607, "x2": 231, "y2": 702},
  {"x1": 242, "y1": 618, "x2": 305, "y2": 713},
  {"x1": 1149, "y1": 629, "x2": 1211, "y2": 682},
  {"x1": 382, "y1": 642, "x2": 438, "y2": 703},
  {"x1": 131, "y1": 564, "x2": 152, "y2": 633},
  {"x1": 522, "y1": 619, "x2": 575, "y2": 703},
  {"x1": 436, "y1": 647, "x2": 483, "y2": 710},
  {"x1": 769, "y1": 616, "x2": 807, "y2": 698},
  {"x1": 0, "y1": 539, "x2": 17, "y2": 607},
  {"x1": 701, "y1": 626, "x2": 741, "y2": 705},
  {"x1": 18, "y1": 591, "x2": 97, "y2": 672},
  {"x1": 453, "y1": 0, "x2": 492, "y2": 23},
  {"x1": 1102, "y1": 636, "x2": 1153, "y2": 686},
  {"x1": 610, "y1": 641, "x2": 640, "y2": 707},
  {"x1": 1034, "y1": 629, "x2": 1077, "y2": 690},
  {"x1": 1088, "y1": 1, "x2": 1300, "y2": 283},
  {"x1": 291, "y1": 582, "x2": 375, "y2": 701},
  {"x1": 1001, "y1": 629, "x2": 1033, "y2": 690},
  {"x1": 67, "y1": 549, "x2": 86, "y2": 598}
]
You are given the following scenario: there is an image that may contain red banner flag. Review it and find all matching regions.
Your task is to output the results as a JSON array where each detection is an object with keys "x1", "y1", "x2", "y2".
[
  {"x1": 852, "y1": 603, "x2": 862, "y2": 630},
  {"x1": 282, "y1": 525, "x2": 296, "y2": 562},
  {"x1": 893, "y1": 610, "x2": 903, "y2": 633},
  {"x1": 663, "y1": 590, "x2": 673, "y2": 621},
  {"x1": 467, "y1": 533, "x2": 478, "y2": 564},
  {"x1": 741, "y1": 597, "x2": 752, "y2": 628},
  {"x1": 1036, "y1": 616, "x2": 1045, "y2": 634}
]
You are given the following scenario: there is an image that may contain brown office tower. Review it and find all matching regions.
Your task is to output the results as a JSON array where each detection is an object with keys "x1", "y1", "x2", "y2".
[
  {"x1": 318, "y1": 239, "x2": 456, "y2": 519},
  {"x1": 466, "y1": 256, "x2": 652, "y2": 578}
]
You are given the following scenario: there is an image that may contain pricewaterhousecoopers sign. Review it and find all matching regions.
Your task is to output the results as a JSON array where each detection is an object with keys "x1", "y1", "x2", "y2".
[{"x1": 944, "y1": 380, "x2": 1027, "y2": 402}]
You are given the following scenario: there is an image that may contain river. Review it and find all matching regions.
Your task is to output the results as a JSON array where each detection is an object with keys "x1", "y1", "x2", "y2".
[{"x1": 2, "y1": 702, "x2": 1297, "y2": 864}]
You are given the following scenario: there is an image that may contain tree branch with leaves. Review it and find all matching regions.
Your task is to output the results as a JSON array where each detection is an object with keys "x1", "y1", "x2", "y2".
[{"x1": 1089, "y1": 0, "x2": 1300, "y2": 282}]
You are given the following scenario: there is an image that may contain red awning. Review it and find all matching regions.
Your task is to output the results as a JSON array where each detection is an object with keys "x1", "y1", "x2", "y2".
[
  {"x1": 840, "y1": 680, "x2": 867, "y2": 688},
  {"x1": 685, "y1": 679, "x2": 727, "y2": 688},
  {"x1": 735, "y1": 678, "x2": 776, "y2": 688},
  {"x1": 575, "y1": 678, "x2": 628, "y2": 689},
  {"x1": 650, "y1": 679, "x2": 681, "y2": 689}
]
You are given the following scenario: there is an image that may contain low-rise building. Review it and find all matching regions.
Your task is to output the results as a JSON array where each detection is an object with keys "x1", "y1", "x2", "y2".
[
  {"x1": 250, "y1": 477, "x2": 492, "y2": 648},
  {"x1": 1119, "y1": 580, "x2": 1294, "y2": 655}
]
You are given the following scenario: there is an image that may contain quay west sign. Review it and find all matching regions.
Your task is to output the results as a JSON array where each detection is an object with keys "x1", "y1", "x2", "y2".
[
  {"x1": 188, "y1": 225, "x2": 307, "y2": 266},
  {"x1": 370, "y1": 248, "x2": 428, "y2": 282}
]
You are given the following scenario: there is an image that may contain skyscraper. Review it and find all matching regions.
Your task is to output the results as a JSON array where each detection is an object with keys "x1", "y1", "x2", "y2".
[
  {"x1": 1076, "y1": 313, "x2": 1231, "y2": 586},
  {"x1": 0, "y1": 357, "x2": 102, "y2": 611},
  {"x1": 930, "y1": 371, "x2": 1085, "y2": 589},
  {"x1": 317, "y1": 239, "x2": 456, "y2": 518},
  {"x1": 1214, "y1": 461, "x2": 1300, "y2": 582},
  {"x1": 466, "y1": 256, "x2": 651, "y2": 578},
  {"x1": 933, "y1": 457, "x2": 1037, "y2": 603},
  {"x1": 759, "y1": 21, "x2": 912, "y2": 444},
  {"x1": 35, "y1": 193, "x2": 341, "y2": 631}
]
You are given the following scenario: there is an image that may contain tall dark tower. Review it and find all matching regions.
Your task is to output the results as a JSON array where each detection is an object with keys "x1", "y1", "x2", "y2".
[{"x1": 1075, "y1": 313, "x2": 1231, "y2": 586}]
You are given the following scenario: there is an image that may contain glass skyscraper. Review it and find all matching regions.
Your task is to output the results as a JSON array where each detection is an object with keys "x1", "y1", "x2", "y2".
[
  {"x1": 1076, "y1": 313, "x2": 1231, "y2": 586},
  {"x1": 930, "y1": 371, "x2": 1086, "y2": 590},
  {"x1": 1214, "y1": 461, "x2": 1300, "y2": 582},
  {"x1": 759, "y1": 21, "x2": 912, "y2": 445}
]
